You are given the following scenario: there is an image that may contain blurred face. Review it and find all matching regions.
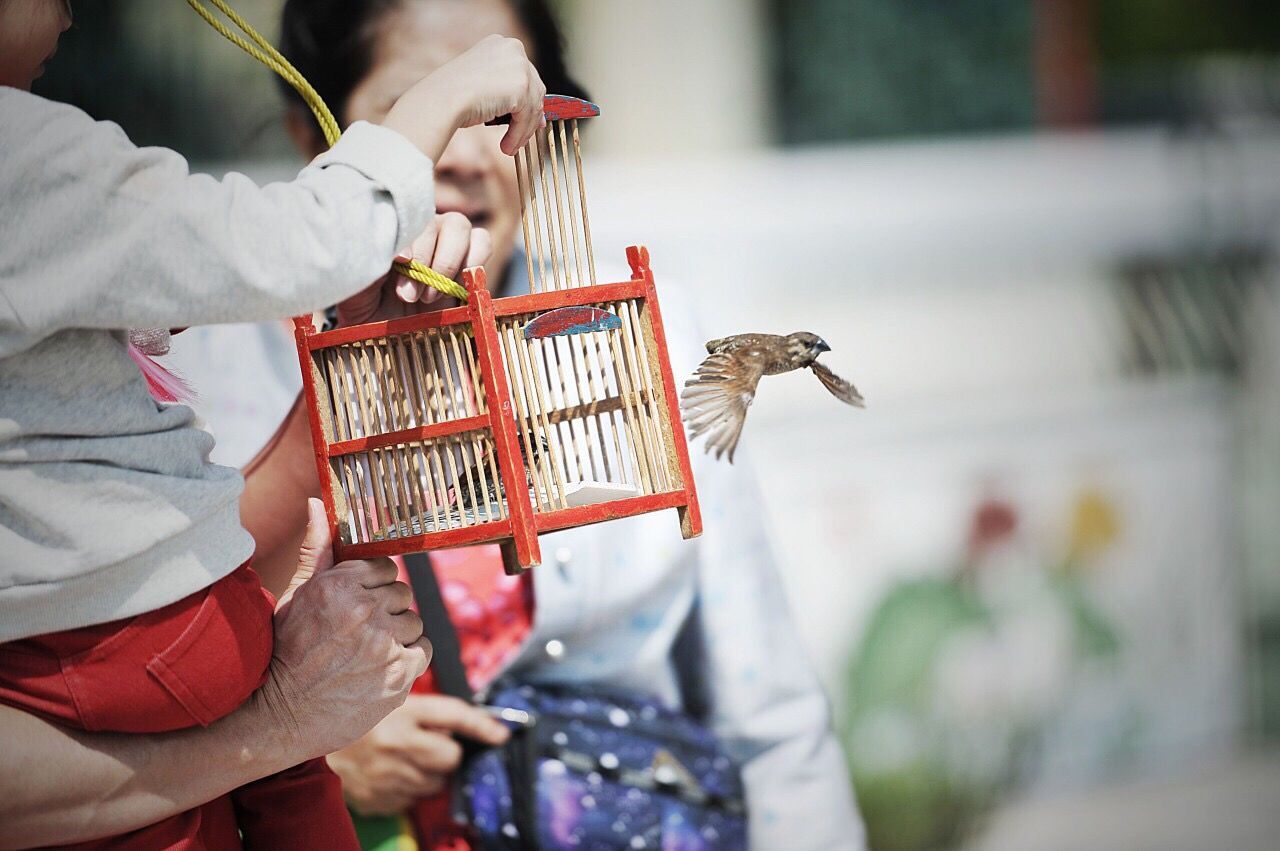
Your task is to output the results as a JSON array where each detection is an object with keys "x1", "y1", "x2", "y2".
[
  {"x1": 0, "y1": 0, "x2": 72, "y2": 90},
  {"x1": 347, "y1": 0, "x2": 529, "y2": 285}
]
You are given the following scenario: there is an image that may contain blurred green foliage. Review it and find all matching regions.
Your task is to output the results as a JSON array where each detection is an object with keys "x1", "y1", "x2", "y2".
[
  {"x1": 842, "y1": 564, "x2": 1121, "y2": 851},
  {"x1": 772, "y1": 0, "x2": 1280, "y2": 143},
  {"x1": 770, "y1": 0, "x2": 1035, "y2": 144},
  {"x1": 841, "y1": 577, "x2": 999, "y2": 851},
  {"x1": 1097, "y1": 0, "x2": 1280, "y2": 62},
  {"x1": 845, "y1": 577, "x2": 991, "y2": 712}
]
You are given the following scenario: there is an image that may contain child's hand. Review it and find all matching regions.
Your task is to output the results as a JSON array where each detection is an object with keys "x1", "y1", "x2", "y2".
[
  {"x1": 383, "y1": 35, "x2": 547, "y2": 161},
  {"x1": 336, "y1": 212, "x2": 493, "y2": 327}
]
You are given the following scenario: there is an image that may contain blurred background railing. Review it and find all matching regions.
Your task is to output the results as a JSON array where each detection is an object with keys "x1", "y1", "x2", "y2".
[{"x1": 36, "y1": 1, "x2": 1280, "y2": 847}]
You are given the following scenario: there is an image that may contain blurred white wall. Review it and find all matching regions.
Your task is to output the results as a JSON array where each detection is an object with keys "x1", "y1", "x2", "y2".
[
  {"x1": 562, "y1": 0, "x2": 770, "y2": 156},
  {"x1": 581, "y1": 130, "x2": 1280, "y2": 406},
  {"x1": 578, "y1": 126, "x2": 1279, "y2": 780}
]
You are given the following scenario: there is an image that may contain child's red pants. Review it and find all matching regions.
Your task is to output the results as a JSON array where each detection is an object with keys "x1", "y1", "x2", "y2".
[{"x1": 0, "y1": 563, "x2": 359, "y2": 850}]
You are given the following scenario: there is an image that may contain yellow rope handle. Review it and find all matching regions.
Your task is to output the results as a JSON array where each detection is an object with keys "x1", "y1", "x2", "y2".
[{"x1": 186, "y1": 0, "x2": 469, "y2": 302}]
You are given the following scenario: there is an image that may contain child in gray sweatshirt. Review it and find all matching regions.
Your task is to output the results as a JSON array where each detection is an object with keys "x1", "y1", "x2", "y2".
[{"x1": 0, "y1": 3, "x2": 546, "y2": 846}]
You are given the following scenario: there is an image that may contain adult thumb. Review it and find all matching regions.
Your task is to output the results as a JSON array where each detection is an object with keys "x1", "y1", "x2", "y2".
[{"x1": 277, "y1": 498, "x2": 334, "y2": 610}]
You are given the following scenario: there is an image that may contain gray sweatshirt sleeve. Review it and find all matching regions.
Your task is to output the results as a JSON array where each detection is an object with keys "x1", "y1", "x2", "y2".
[{"x1": 0, "y1": 89, "x2": 434, "y2": 340}]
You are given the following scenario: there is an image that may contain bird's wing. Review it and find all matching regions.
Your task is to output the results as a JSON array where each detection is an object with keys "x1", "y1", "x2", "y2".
[
  {"x1": 810, "y1": 360, "x2": 865, "y2": 407},
  {"x1": 680, "y1": 348, "x2": 768, "y2": 463}
]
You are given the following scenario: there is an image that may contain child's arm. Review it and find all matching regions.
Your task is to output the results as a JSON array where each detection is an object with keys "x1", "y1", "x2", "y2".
[{"x1": 0, "y1": 37, "x2": 542, "y2": 343}]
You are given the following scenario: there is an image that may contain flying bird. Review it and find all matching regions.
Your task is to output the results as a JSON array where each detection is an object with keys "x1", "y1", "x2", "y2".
[{"x1": 680, "y1": 332, "x2": 864, "y2": 462}]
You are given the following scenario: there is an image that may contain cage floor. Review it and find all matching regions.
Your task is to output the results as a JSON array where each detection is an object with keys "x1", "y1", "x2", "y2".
[
  {"x1": 370, "y1": 500, "x2": 509, "y2": 541},
  {"x1": 366, "y1": 480, "x2": 643, "y2": 541}
]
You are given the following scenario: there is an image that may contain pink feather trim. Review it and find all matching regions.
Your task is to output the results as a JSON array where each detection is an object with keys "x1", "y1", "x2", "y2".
[{"x1": 127, "y1": 343, "x2": 197, "y2": 404}]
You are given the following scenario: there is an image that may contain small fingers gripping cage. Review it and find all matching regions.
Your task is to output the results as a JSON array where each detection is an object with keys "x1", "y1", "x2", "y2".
[{"x1": 294, "y1": 96, "x2": 702, "y2": 571}]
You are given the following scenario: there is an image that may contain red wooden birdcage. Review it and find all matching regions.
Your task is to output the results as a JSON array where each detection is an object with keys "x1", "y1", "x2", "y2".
[{"x1": 293, "y1": 96, "x2": 701, "y2": 572}]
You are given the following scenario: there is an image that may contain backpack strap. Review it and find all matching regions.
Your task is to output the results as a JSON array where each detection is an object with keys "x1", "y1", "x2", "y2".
[{"x1": 403, "y1": 552, "x2": 472, "y2": 701}]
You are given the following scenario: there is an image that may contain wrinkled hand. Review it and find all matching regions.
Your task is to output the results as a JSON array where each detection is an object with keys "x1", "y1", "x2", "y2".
[
  {"x1": 337, "y1": 213, "x2": 493, "y2": 326},
  {"x1": 252, "y1": 499, "x2": 432, "y2": 759},
  {"x1": 327, "y1": 693, "x2": 510, "y2": 816}
]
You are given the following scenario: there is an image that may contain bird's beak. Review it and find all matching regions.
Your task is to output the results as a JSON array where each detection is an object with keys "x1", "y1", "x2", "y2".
[{"x1": 816, "y1": 339, "x2": 831, "y2": 354}]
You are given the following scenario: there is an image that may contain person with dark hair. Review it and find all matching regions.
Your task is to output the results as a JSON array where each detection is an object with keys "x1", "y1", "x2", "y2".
[
  {"x1": 168, "y1": 1, "x2": 866, "y2": 848},
  {"x1": 275, "y1": 0, "x2": 588, "y2": 309},
  {"x1": 278, "y1": 0, "x2": 590, "y2": 123}
]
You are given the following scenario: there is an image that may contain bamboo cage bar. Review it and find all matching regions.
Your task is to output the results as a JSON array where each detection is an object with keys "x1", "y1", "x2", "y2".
[
  {"x1": 447, "y1": 356, "x2": 486, "y2": 520},
  {"x1": 394, "y1": 340, "x2": 434, "y2": 522},
  {"x1": 521, "y1": 144, "x2": 549, "y2": 293},
  {"x1": 512, "y1": 318, "x2": 570, "y2": 509},
  {"x1": 515, "y1": 149, "x2": 540, "y2": 294},
  {"x1": 572, "y1": 119, "x2": 597, "y2": 284},
  {"x1": 419, "y1": 337, "x2": 460, "y2": 527},
  {"x1": 618, "y1": 298, "x2": 672, "y2": 491},
  {"x1": 544, "y1": 123, "x2": 575, "y2": 289},
  {"x1": 532, "y1": 131, "x2": 560, "y2": 290},
  {"x1": 556, "y1": 121, "x2": 587, "y2": 290},
  {"x1": 548, "y1": 121, "x2": 610, "y2": 481},
  {"x1": 498, "y1": 320, "x2": 550, "y2": 512},
  {"x1": 542, "y1": 337, "x2": 584, "y2": 482}
]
